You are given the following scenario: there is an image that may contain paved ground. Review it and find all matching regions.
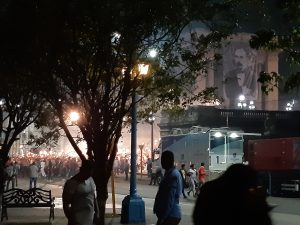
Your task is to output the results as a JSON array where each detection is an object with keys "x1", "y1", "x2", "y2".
[
  {"x1": 3, "y1": 174, "x2": 300, "y2": 225},
  {"x1": 1, "y1": 175, "x2": 156, "y2": 225}
]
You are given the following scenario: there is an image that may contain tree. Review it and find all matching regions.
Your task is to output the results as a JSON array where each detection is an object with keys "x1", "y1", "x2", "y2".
[
  {"x1": 0, "y1": 74, "x2": 48, "y2": 198},
  {"x1": 0, "y1": 0, "x2": 264, "y2": 224},
  {"x1": 249, "y1": 0, "x2": 300, "y2": 94}
]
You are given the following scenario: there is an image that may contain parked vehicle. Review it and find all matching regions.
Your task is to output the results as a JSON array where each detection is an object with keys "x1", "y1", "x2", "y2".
[
  {"x1": 247, "y1": 137, "x2": 300, "y2": 197},
  {"x1": 152, "y1": 127, "x2": 252, "y2": 183}
]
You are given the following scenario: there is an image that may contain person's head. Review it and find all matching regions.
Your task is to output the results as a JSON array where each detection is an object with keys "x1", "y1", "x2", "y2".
[
  {"x1": 190, "y1": 164, "x2": 194, "y2": 169},
  {"x1": 161, "y1": 150, "x2": 174, "y2": 170},
  {"x1": 222, "y1": 163, "x2": 257, "y2": 190},
  {"x1": 79, "y1": 160, "x2": 94, "y2": 180},
  {"x1": 181, "y1": 164, "x2": 185, "y2": 169},
  {"x1": 234, "y1": 48, "x2": 248, "y2": 71},
  {"x1": 201, "y1": 162, "x2": 205, "y2": 167}
]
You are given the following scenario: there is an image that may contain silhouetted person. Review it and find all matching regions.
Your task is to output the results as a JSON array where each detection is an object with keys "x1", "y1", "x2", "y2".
[
  {"x1": 149, "y1": 167, "x2": 162, "y2": 185},
  {"x1": 193, "y1": 163, "x2": 273, "y2": 225},
  {"x1": 29, "y1": 162, "x2": 39, "y2": 189},
  {"x1": 179, "y1": 164, "x2": 187, "y2": 198},
  {"x1": 5, "y1": 162, "x2": 15, "y2": 190},
  {"x1": 154, "y1": 151, "x2": 182, "y2": 225},
  {"x1": 147, "y1": 158, "x2": 152, "y2": 177},
  {"x1": 124, "y1": 159, "x2": 129, "y2": 181}
]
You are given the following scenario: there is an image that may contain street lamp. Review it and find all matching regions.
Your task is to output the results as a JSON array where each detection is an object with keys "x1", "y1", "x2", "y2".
[
  {"x1": 237, "y1": 94, "x2": 247, "y2": 109},
  {"x1": 69, "y1": 111, "x2": 80, "y2": 122},
  {"x1": 121, "y1": 63, "x2": 149, "y2": 224},
  {"x1": 213, "y1": 132, "x2": 227, "y2": 164},
  {"x1": 248, "y1": 100, "x2": 255, "y2": 110},
  {"x1": 286, "y1": 100, "x2": 295, "y2": 111},
  {"x1": 148, "y1": 112, "x2": 155, "y2": 161}
]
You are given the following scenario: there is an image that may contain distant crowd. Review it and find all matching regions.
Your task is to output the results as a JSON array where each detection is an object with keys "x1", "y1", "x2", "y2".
[{"x1": 4, "y1": 156, "x2": 81, "y2": 190}]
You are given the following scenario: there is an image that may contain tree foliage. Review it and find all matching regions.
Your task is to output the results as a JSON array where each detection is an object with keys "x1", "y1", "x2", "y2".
[
  {"x1": 250, "y1": 0, "x2": 300, "y2": 94},
  {"x1": 0, "y1": 0, "x2": 264, "y2": 223}
]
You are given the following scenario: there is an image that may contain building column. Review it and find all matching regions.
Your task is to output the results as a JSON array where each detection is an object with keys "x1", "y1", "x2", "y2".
[{"x1": 263, "y1": 52, "x2": 279, "y2": 111}]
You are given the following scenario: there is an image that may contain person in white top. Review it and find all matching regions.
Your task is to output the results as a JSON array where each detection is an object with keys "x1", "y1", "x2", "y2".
[
  {"x1": 40, "y1": 159, "x2": 46, "y2": 177},
  {"x1": 62, "y1": 160, "x2": 99, "y2": 225},
  {"x1": 187, "y1": 164, "x2": 198, "y2": 197}
]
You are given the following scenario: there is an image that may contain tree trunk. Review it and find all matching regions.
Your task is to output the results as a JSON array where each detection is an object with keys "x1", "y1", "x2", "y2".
[{"x1": 95, "y1": 180, "x2": 109, "y2": 225}]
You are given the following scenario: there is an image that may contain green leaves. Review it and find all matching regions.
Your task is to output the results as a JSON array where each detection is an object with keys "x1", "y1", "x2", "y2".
[{"x1": 257, "y1": 71, "x2": 282, "y2": 95}]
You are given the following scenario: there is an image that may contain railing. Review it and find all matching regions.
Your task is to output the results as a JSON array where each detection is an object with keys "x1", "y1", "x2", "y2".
[{"x1": 159, "y1": 107, "x2": 300, "y2": 137}]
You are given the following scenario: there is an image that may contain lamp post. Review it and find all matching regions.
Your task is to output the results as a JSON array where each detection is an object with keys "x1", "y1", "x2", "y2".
[
  {"x1": 121, "y1": 64, "x2": 149, "y2": 224},
  {"x1": 148, "y1": 112, "x2": 155, "y2": 161}
]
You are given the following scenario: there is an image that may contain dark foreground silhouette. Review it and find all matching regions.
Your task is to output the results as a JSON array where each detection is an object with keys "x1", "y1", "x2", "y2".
[{"x1": 193, "y1": 163, "x2": 273, "y2": 225}]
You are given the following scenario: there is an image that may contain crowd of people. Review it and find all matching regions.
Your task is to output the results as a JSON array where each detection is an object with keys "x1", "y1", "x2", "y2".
[
  {"x1": 154, "y1": 151, "x2": 273, "y2": 225},
  {"x1": 4, "y1": 155, "x2": 81, "y2": 190},
  {"x1": 2, "y1": 153, "x2": 273, "y2": 225}
]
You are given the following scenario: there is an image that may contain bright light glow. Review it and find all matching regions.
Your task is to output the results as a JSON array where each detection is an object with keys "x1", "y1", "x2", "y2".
[
  {"x1": 249, "y1": 100, "x2": 254, "y2": 105},
  {"x1": 215, "y1": 100, "x2": 221, "y2": 106},
  {"x1": 239, "y1": 95, "x2": 245, "y2": 101},
  {"x1": 229, "y1": 133, "x2": 239, "y2": 138},
  {"x1": 0, "y1": 99, "x2": 4, "y2": 106},
  {"x1": 249, "y1": 104, "x2": 255, "y2": 110},
  {"x1": 138, "y1": 64, "x2": 149, "y2": 75},
  {"x1": 149, "y1": 49, "x2": 157, "y2": 58},
  {"x1": 70, "y1": 111, "x2": 80, "y2": 122},
  {"x1": 214, "y1": 132, "x2": 223, "y2": 137},
  {"x1": 111, "y1": 32, "x2": 121, "y2": 43},
  {"x1": 286, "y1": 100, "x2": 295, "y2": 111},
  {"x1": 148, "y1": 112, "x2": 155, "y2": 123}
]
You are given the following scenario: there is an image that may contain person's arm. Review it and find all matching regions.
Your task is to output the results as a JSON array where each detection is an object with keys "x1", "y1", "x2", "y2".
[
  {"x1": 91, "y1": 178, "x2": 100, "y2": 223},
  {"x1": 62, "y1": 181, "x2": 74, "y2": 222},
  {"x1": 94, "y1": 194, "x2": 100, "y2": 222}
]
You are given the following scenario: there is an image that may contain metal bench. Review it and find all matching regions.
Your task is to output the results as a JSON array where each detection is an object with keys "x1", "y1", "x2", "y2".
[{"x1": 1, "y1": 188, "x2": 55, "y2": 223}]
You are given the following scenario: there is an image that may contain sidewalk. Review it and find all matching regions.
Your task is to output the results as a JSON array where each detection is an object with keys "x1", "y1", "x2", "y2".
[{"x1": 1, "y1": 177, "x2": 155, "y2": 225}]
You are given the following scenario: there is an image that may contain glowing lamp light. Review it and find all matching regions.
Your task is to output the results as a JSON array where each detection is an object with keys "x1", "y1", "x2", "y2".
[
  {"x1": 239, "y1": 95, "x2": 245, "y2": 101},
  {"x1": 70, "y1": 111, "x2": 80, "y2": 122},
  {"x1": 138, "y1": 64, "x2": 149, "y2": 76},
  {"x1": 149, "y1": 49, "x2": 158, "y2": 58},
  {"x1": 214, "y1": 132, "x2": 223, "y2": 138},
  {"x1": 229, "y1": 132, "x2": 239, "y2": 138}
]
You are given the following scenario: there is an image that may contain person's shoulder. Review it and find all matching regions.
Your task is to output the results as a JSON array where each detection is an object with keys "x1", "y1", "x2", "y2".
[
  {"x1": 170, "y1": 168, "x2": 181, "y2": 179},
  {"x1": 65, "y1": 176, "x2": 78, "y2": 186}
]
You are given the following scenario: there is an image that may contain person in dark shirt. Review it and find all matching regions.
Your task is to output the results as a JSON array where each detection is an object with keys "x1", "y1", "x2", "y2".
[
  {"x1": 154, "y1": 151, "x2": 182, "y2": 225},
  {"x1": 179, "y1": 164, "x2": 187, "y2": 198}
]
